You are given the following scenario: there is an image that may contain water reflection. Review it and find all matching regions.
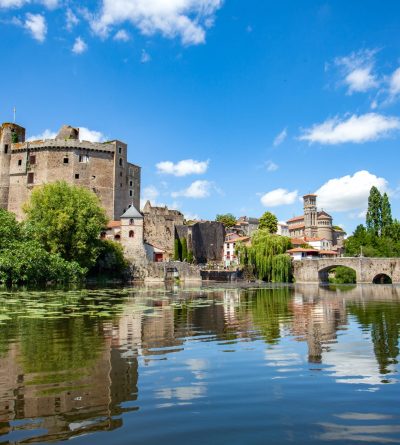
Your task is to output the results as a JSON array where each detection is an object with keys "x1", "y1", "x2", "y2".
[{"x1": 0, "y1": 284, "x2": 399, "y2": 444}]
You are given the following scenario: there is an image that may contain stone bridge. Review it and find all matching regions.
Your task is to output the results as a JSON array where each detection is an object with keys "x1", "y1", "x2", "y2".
[{"x1": 293, "y1": 257, "x2": 400, "y2": 284}]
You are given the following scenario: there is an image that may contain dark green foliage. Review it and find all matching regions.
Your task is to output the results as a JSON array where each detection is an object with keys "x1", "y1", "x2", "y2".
[
  {"x1": 181, "y1": 238, "x2": 188, "y2": 261},
  {"x1": 11, "y1": 132, "x2": 18, "y2": 143},
  {"x1": 90, "y1": 240, "x2": 128, "y2": 278},
  {"x1": 187, "y1": 249, "x2": 194, "y2": 263},
  {"x1": 345, "y1": 191, "x2": 400, "y2": 257},
  {"x1": 259, "y1": 211, "x2": 278, "y2": 234},
  {"x1": 216, "y1": 213, "x2": 236, "y2": 228},
  {"x1": 381, "y1": 193, "x2": 393, "y2": 237},
  {"x1": 238, "y1": 229, "x2": 292, "y2": 282},
  {"x1": 329, "y1": 266, "x2": 356, "y2": 284},
  {"x1": 23, "y1": 181, "x2": 108, "y2": 269},
  {"x1": 366, "y1": 186, "x2": 382, "y2": 236},
  {"x1": 174, "y1": 238, "x2": 182, "y2": 261},
  {"x1": 0, "y1": 209, "x2": 21, "y2": 248},
  {"x1": 0, "y1": 241, "x2": 85, "y2": 285}
]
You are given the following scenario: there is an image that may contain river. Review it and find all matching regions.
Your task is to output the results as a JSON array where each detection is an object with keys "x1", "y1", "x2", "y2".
[{"x1": 0, "y1": 283, "x2": 399, "y2": 444}]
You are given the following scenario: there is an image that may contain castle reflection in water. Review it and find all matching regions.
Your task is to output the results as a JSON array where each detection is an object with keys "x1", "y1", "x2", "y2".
[{"x1": 0, "y1": 284, "x2": 399, "y2": 443}]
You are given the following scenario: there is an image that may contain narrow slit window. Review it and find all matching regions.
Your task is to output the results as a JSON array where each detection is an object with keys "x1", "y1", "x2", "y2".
[
  {"x1": 18, "y1": 159, "x2": 22, "y2": 166},
  {"x1": 4, "y1": 144, "x2": 8, "y2": 154}
]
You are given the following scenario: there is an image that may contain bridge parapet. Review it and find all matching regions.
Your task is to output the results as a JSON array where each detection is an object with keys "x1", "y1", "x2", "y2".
[{"x1": 293, "y1": 257, "x2": 400, "y2": 284}]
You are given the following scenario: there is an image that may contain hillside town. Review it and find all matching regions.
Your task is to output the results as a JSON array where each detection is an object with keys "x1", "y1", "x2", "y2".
[{"x1": 0, "y1": 121, "x2": 349, "y2": 280}]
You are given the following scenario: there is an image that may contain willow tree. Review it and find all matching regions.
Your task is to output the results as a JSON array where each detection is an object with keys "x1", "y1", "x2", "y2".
[{"x1": 238, "y1": 229, "x2": 292, "y2": 282}]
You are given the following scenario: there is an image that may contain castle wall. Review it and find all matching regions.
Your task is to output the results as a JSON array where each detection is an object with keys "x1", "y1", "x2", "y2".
[
  {"x1": 143, "y1": 202, "x2": 184, "y2": 260},
  {"x1": 3, "y1": 132, "x2": 141, "y2": 221}
]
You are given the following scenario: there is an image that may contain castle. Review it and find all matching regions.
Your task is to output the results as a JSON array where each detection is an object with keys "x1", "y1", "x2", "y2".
[
  {"x1": 0, "y1": 122, "x2": 141, "y2": 220},
  {"x1": 286, "y1": 194, "x2": 346, "y2": 251}
]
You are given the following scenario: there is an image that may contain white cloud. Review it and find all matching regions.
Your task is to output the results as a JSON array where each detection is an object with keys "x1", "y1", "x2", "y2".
[
  {"x1": 141, "y1": 185, "x2": 160, "y2": 205},
  {"x1": 273, "y1": 128, "x2": 287, "y2": 146},
  {"x1": 260, "y1": 188, "x2": 298, "y2": 207},
  {"x1": 157, "y1": 159, "x2": 209, "y2": 177},
  {"x1": 0, "y1": 0, "x2": 58, "y2": 8},
  {"x1": 334, "y1": 49, "x2": 379, "y2": 94},
  {"x1": 41, "y1": 0, "x2": 58, "y2": 8},
  {"x1": 299, "y1": 113, "x2": 400, "y2": 145},
  {"x1": 72, "y1": 36, "x2": 88, "y2": 54},
  {"x1": 114, "y1": 29, "x2": 130, "y2": 41},
  {"x1": 65, "y1": 8, "x2": 79, "y2": 31},
  {"x1": 24, "y1": 13, "x2": 47, "y2": 42},
  {"x1": 79, "y1": 127, "x2": 105, "y2": 142},
  {"x1": 265, "y1": 160, "x2": 278, "y2": 172},
  {"x1": 389, "y1": 67, "x2": 400, "y2": 96},
  {"x1": 315, "y1": 170, "x2": 388, "y2": 212},
  {"x1": 28, "y1": 127, "x2": 105, "y2": 142},
  {"x1": 172, "y1": 180, "x2": 212, "y2": 199},
  {"x1": 141, "y1": 49, "x2": 151, "y2": 63},
  {"x1": 27, "y1": 129, "x2": 57, "y2": 141},
  {"x1": 91, "y1": 0, "x2": 223, "y2": 45},
  {"x1": 0, "y1": 0, "x2": 28, "y2": 7}
]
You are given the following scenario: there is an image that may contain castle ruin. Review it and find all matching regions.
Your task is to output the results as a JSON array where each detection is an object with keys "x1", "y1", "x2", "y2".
[{"x1": 0, "y1": 123, "x2": 141, "y2": 220}]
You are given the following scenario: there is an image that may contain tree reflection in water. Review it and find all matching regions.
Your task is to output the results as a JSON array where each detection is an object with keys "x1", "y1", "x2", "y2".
[{"x1": 0, "y1": 284, "x2": 399, "y2": 444}]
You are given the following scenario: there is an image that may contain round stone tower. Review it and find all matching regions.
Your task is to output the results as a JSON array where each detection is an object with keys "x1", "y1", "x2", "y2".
[
  {"x1": 303, "y1": 194, "x2": 318, "y2": 238},
  {"x1": 0, "y1": 123, "x2": 26, "y2": 210},
  {"x1": 317, "y1": 213, "x2": 333, "y2": 243}
]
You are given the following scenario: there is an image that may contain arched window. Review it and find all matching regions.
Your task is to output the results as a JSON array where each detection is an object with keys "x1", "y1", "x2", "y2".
[
  {"x1": 129, "y1": 230, "x2": 134, "y2": 238},
  {"x1": 129, "y1": 218, "x2": 134, "y2": 225},
  {"x1": 114, "y1": 234, "x2": 121, "y2": 241}
]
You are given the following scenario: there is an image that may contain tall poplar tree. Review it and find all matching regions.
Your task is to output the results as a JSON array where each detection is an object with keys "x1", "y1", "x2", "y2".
[
  {"x1": 366, "y1": 186, "x2": 382, "y2": 236},
  {"x1": 381, "y1": 193, "x2": 393, "y2": 237}
]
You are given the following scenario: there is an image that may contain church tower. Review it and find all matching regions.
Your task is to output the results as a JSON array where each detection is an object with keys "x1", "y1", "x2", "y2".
[{"x1": 303, "y1": 194, "x2": 318, "y2": 238}]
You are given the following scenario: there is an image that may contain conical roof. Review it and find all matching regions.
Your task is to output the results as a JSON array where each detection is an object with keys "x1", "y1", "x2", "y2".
[{"x1": 121, "y1": 205, "x2": 143, "y2": 219}]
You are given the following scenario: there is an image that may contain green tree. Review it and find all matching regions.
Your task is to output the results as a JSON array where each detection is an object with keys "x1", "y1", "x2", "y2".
[
  {"x1": 259, "y1": 211, "x2": 278, "y2": 234},
  {"x1": 181, "y1": 238, "x2": 188, "y2": 261},
  {"x1": 174, "y1": 238, "x2": 182, "y2": 261},
  {"x1": 238, "y1": 229, "x2": 292, "y2": 282},
  {"x1": 23, "y1": 181, "x2": 108, "y2": 269},
  {"x1": 0, "y1": 208, "x2": 21, "y2": 249},
  {"x1": 0, "y1": 240, "x2": 85, "y2": 285},
  {"x1": 381, "y1": 193, "x2": 393, "y2": 237},
  {"x1": 216, "y1": 213, "x2": 236, "y2": 228},
  {"x1": 90, "y1": 240, "x2": 128, "y2": 278},
  {"x1": 366, "y1": 186, "x2": 382, "y2": 236},
  {"x1": 329, "y1": 266, "x2": 356, "y2": 284}
]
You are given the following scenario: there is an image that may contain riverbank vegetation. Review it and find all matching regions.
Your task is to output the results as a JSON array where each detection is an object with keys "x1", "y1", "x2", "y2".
[
  {"x1": 345, "y1": 187, "x2": 400, "y2": 257},
  {"x1": 238, "y1": 229, "x2": 292, "y2": 282},
  {"x1": 0, "y1": 181, "x2": 127, "y2": 286}
]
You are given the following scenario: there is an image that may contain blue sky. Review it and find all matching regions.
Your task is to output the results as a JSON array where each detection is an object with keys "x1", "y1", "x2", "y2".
[{"x1": 1, "y1": 0, "x2": 400, "y2": 232}]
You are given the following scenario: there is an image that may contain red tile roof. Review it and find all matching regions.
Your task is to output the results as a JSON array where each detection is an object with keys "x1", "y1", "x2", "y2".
[
  {"x1": 107, "y1": 220, "x2": 121, "y2": 229},
  {"x1": 287, "y1": 248, "x2": 318, "y2": 253},
  {"x1": 287, "y1": 215, "x2": 304, "y2": 223}
]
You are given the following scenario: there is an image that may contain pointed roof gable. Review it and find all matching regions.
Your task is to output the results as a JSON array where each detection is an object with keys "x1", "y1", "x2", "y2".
[{"x1": 121, "y1": 205, "x2": 143, "y2": 219}]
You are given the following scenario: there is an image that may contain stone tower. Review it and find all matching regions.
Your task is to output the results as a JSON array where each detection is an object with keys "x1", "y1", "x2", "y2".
[
  {"x1": 120, "y1": 206, "x2": 147, "y2": 264},
  {"x1": 0, "y1": 123, "x2": 26, "y2": 210},
  {"x1": 317, "y1": 212, "x2": 333, "y2": 243},
  {"x1": 303, "y1": 194, "x2": 318, "y2": 238}
]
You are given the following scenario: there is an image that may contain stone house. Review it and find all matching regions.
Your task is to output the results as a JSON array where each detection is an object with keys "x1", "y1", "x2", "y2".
[{"x1": 0, "y1": 123, "x2": 141, "y2": 220}]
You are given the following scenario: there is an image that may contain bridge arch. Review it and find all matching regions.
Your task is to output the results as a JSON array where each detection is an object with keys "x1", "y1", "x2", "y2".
[
  {"x1": 318, "y1": 265, "x2": 357, "y2": 284},
  {"x1": 372, "y1": 273, "x2": 392, "y2": 285}
]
